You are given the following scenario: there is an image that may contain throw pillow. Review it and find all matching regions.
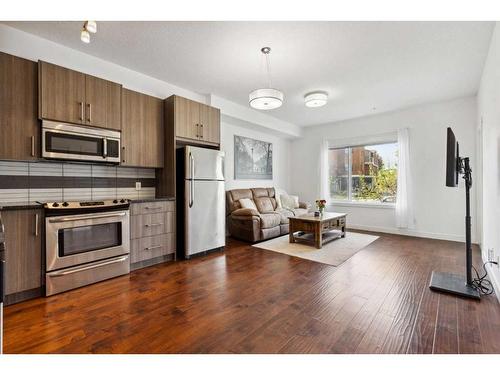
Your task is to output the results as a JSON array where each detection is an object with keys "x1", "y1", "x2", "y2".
[
  {"x1": 239, "y1": 198, "x2": 257, "y2": 211},
  {"x1": 281, "y1": 194, "x2": 300, "y2": 210},
  {"x1": 274, "y1": 188, "x2": 286, "y2": 208}
]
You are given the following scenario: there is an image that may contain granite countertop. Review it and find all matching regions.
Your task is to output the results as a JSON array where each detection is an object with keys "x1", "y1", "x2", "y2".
[
  {"x1": 0, "y1": 197, "x2": 176, "y2": 211},
  {"x1": 0, "y1": 202, "x2": 44, "y2": 211}
]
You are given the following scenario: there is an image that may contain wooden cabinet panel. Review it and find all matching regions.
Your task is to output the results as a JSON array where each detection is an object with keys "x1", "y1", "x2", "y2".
[
  {"x1": 130, "y1": 201, "x2": 174, "y2": 216},
  {"x1": 130, "y1": 212, "x2": 174, "y2": 239},
  {"x1": 39, "y1": 61, "x2": 85, "y2": 124},
  {"x1": 207, "y1": 106, "x2": 220, "y2": 144},
  {"x1": 0, "y1": 52, "x2": 39, "y2": 160},
  {"x1": 175, "y1": 95, "x2": 198, "y2": 139},
  {"x1": 171, "y1": 95, "x2": 220, "y2": 146},
  {"x1": 121, "y1": 89, "x2": 163, "y2": 168},
  {"x1": 85, "y1": 75, "x2": 122, "y2": 130},
  {"x1": 2, "y1": 209, "x2": 43, "y2": 296},
  {"x1": 121, "y1": 88, "x2": 144, "y2": 167},
  {"x1": 131, "y1": 233, "x2": 175, "y2": 263}
]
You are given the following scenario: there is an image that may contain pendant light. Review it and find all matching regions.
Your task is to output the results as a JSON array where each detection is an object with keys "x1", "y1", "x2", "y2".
[
  {"x1": 80, "y1": 21, "x2": 97, "y2": 44},
  {"x1": 249, "y1": 47, "x2": 284, "y2": 110}
]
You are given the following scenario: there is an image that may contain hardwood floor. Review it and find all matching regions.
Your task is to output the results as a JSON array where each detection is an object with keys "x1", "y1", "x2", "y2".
[{"x1": 3, "y1": 231, "x2": 500, "y2": 354}]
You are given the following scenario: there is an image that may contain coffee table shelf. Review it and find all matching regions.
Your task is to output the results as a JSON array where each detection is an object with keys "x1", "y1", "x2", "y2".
[{"x1": 289, "y1": 212, "x2": 347, "y2": 249}]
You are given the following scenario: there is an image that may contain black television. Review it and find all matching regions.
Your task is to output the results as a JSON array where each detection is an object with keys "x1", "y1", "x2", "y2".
[{"x1": 446, "y1": 127, "x2": 459, "y2": 187}]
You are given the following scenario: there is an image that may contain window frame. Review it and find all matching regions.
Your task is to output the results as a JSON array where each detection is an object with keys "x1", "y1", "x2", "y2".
[{"x1": 328, "y1": 140, "x2": 398, "y2": 209}]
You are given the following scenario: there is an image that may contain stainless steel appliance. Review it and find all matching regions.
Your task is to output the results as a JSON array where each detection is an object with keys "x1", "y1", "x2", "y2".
[
  {"x1": 0, "y1": 214, "x2": 5, "y2": 354},
  {"x1": 44, "y1": 199, "x2": 130, "y2": 296},
  {"x1": 42, "y1": 120, "x2": 121, "y2": 163},
  {"x1": 177, "y1": 146, "x2": 226, "y2": 258}
]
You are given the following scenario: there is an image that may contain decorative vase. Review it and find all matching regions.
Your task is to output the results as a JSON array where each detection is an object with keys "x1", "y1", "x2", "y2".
[{"x1": 319, "y1": 207, "x2": 324, "y2": 215}]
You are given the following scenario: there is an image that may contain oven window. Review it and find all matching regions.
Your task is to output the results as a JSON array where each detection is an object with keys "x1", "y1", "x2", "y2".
[
  {"x1": 58, "y1": 223, "x2": 122, "y2": 257},
  {"x1": 46, "y1": 132, "x2": 104, "y2": 157}
]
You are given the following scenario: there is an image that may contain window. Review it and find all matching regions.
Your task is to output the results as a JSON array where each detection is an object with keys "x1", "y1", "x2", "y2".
[{"x1": 329, "y1": 142, "x2": 398, "y2": 204}]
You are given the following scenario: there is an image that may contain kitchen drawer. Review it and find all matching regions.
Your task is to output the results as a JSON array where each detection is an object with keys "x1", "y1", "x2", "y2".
[
  {"x1": 131, "y1": 201, "x2": 174, "y2": 215},
  {"x1": 131, "y1": 211, "x2": 174, "y2": 239},
  {"x1": 131, "y1": 233, "x2": 175, "y2": 263}
]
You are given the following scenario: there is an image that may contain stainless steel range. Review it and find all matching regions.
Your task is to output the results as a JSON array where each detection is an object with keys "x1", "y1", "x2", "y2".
[{"x1": 44, "y1": 199, "x2": 131, "y2": 296}]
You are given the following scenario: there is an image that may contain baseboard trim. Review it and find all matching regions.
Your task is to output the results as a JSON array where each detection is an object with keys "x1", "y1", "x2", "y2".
[
  {"x1": 481, "y1": 248, "x2": 500, "y2": 304},
  {"x1": 347, "y1": 223, "x2": 476, "y2": 244}
]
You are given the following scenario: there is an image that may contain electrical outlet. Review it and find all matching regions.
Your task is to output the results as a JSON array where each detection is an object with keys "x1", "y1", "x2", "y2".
[
  {"x1": 135, "y1": 181, "x2": 141, "y2": 191},
  {"x1": 488, "y1": 248, "x2": 495, "y2": 262}
]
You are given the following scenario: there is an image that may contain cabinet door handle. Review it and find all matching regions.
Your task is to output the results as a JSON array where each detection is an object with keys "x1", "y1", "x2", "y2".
[
  {"x1": 145, "y1": 245, "x2": 162, "y2": 251},
  {"x1": 196, "y1": 123, "x2": 199, "y2": 138},
  {"x1": 200, "y1": 124, "x2": 204, "y2": 139},
  {"x1": 31, "y1": 136, "x2": 35, "y2": 157},
  {"x1": 122, "y1": 146, "x2": 125, "y2": 163},
  {"x1": 87, "y1": 103, "x2": 92, "y2": 122},
  {"x1": 79, "y1": 102, "x2": 84, "y2": 121},
  {"x1": 145, "y1": 223, "x2": 163, "y2": 227},
  {"x1": 35, "y1": 214, "x2": 39, "y2": 237}
]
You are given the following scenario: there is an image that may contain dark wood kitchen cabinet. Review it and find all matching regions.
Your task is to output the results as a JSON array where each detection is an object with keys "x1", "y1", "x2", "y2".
[
  {"x1": 0, "y1": 52, "x2": 39, "y2": 160},
  {"x1": 2, "y1": 208, "x2": 43, "y2": 305},
  {"x1": 167, "y1": 95, "x2": 220, "y2": 146},
  {"x1": 121, "y1": 88, "x2": 164, "y2": 168},
  {"x1": 39, "y1": 61, "x2": 121, "y2": 130}
]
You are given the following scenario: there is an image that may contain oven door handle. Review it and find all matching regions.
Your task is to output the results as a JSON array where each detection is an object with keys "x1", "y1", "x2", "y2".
[
  {"x1": 48, "y1": 255, "x2": 129, "y2": 277},
  {"x1": 48, "y1": 212, "x2": 127, "y2": 223}
]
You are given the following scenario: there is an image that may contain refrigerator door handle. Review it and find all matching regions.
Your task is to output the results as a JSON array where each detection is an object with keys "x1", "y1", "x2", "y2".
[{"x1": 189, "y1": 152, "x2": 194, "y2": 208}]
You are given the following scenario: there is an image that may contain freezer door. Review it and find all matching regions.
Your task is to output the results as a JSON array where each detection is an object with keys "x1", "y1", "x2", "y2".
[
  {"x1": 185, "y1": 146, "x2": 225, "y2": 181},
  {"x1": 185, "y1": 180, "x2": 225, "y2": 256}
]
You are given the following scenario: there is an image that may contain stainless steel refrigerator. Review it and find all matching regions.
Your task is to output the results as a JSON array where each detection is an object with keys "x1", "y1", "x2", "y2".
[{"x1": 177, "y1": 146, "x2": 226, "y2": 258}]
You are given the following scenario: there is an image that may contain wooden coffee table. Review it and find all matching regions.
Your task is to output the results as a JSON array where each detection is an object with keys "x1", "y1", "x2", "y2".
[{"x1": 289, "y1": 212, "x2": 347, "y2": 249}]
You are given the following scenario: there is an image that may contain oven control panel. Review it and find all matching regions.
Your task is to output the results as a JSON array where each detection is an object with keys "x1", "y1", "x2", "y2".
[{"x1": 44, "y1": 199, "x2": 130, "y2": 210}]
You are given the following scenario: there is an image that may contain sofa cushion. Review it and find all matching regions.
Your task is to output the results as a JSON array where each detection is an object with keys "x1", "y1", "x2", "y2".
[
  {"x1": 259, "y1": 213, "x2": 282, "y2": 229},
  {"x1": 239, "y1": 198, "x2": 257, "y2": 211},
  {"x1": 281, "y1": 194, "x2": 299, "y2": 210},
  {"x1": 226, "y1": 189, "x2": 253, "y2": 213},
  {"x1": 231, "y1": 208, "x2": 260, "y2": 217},
  {"x1": 275, "y1": 207, "x2": 294, "y2": 224},
  {"x1": 254, "y1": 197, "x2": 276, "y2": 213}
]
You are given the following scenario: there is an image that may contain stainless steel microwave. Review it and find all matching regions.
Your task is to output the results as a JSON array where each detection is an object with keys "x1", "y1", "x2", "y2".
[{"x1": 42, "y1": 120, "x2": 121, "y2": 163}]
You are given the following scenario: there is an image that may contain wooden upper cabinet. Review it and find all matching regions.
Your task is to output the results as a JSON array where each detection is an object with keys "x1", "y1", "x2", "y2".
[
  {"x1": 39, "y1": 61, "x2": 121, "y2": 130},
  {"x1": 84, "y1": 75, "x2": 122, "y2": 130},
  {"x1": 2, "y1": 208, "x2": 43, "y2": 297},
  {"x1": 0, "y1": 52, "x2": 39, "y2": 160},
  {"x1": 121, "y1": 88, "x2": 163, "y2": 168},
  {"x1": 171, "y1": 95, "x2": 220, "y2": 146}
]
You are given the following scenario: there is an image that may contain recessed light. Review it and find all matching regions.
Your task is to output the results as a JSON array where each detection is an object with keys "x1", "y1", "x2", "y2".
[{"x1": 305, "y1": 92, "x2": 328, "y2": 108}]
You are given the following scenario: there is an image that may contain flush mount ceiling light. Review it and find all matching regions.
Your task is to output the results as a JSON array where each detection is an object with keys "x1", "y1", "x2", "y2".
[
  {"x1": 80, "y1": 21, "x2": 97, "y2": 43},
  {"x1": 304, "y1": 92, "x2": 328, "y2": 108},
  {"x1": 249, "y1": 47, "x2": 284, "y2": 110}
]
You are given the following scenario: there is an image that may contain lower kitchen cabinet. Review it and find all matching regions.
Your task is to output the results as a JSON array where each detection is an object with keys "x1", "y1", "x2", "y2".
[
  {"x1": 1, "y1": 208, "x2": 43, "y2": 304},
  {"x1": 130, "y1": 201, "x2": 175, "y2": 270}
]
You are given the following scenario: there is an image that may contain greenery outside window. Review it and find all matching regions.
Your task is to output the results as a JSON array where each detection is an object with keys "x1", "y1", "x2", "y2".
[{"x1": 329, "y1": 142, "x2": 398, "y2": 204}]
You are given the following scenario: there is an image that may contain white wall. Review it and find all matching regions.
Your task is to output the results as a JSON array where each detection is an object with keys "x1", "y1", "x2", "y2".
[
  {"x1": 477, "y1": 22, "x2": 500, "y2": 299},
  {"x1": 221, "y1": 119, "x2": 291, "y2": 192},
  {"x1": 291, "y1": 96, "x2": 478, "y2": 243}
]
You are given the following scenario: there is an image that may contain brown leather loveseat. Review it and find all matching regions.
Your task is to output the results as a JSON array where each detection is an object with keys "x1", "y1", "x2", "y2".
[{"x1": 226, "y1": 187, "x2": 309, "y2": 243}]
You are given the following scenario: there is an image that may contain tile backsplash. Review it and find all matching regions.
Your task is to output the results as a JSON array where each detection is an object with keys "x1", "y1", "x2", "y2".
[{"x1": 0, "y1": 161, "x2": 156, "y2": 204}]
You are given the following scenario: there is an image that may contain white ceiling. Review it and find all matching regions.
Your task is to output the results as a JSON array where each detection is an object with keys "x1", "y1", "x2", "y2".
[{"x1": 4, "y1": 21, "x2": 494, "y2": 126}]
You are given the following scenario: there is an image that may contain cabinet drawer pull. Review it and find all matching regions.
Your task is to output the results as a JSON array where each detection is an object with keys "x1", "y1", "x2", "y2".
[
  {"x1": 35, "y1": 213, "x2": 39, "y2": 237},
  {"x1": 145, "y1": 206, "x2": 162, "y2": 210},
  {"x1": 87, "y1": 103, "x2": 92, "y2": 122},
  {"x1": 31, "y1": 136, "x2": 35, "y2": 157},
  {"x1": 145, "y1": 245, "x2": 162, "y2": 251},
  {"x1": 79, "y1": 102, "x2": 84, "y2": 121},
  {"x1": 145, "y1": 222, "x2": 163, "y2": 227}
]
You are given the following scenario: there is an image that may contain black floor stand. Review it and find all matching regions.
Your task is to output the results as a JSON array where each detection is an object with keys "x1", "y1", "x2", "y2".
[{"x1": 429, "y1": 157, "x2": 480, "y2": 300}]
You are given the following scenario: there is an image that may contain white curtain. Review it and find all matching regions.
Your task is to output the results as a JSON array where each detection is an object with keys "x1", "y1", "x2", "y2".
[
  {"x1": 396, "y1": 128, "x2": 415, "y2": 228},
  {"x1": 318, "y1": 139, "x2": 329, "y2": 200}
]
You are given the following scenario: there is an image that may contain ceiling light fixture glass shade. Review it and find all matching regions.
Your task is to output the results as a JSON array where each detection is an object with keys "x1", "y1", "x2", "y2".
[
  {"x1": 80, "y1": 29, "x2": 90, "y2": 43},
  {"x1": 84, "y1": 21, "x2": 97, "y2": 34},
  {"x1": 249, "y1": 88, "x2": 284, "y2": 110},
  {"x1": 304, "y1": 92, "x2": 328, "y2": 108},
  {"x1": 249, "y1": 47, "x2": 284, "y2": 110}
]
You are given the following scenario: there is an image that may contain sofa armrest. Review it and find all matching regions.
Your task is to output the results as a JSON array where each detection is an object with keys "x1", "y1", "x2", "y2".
[
  {"x1": 231, "y1": 208, "x2": 260, "y2": 218},
  {"x1": 299, "y1": 202, "x2": 311, "y2": 209}
]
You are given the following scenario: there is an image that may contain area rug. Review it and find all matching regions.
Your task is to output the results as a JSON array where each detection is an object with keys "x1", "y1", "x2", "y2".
[{"x1": 252, "y1": 231, "x2": 379, "y2": 266}]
